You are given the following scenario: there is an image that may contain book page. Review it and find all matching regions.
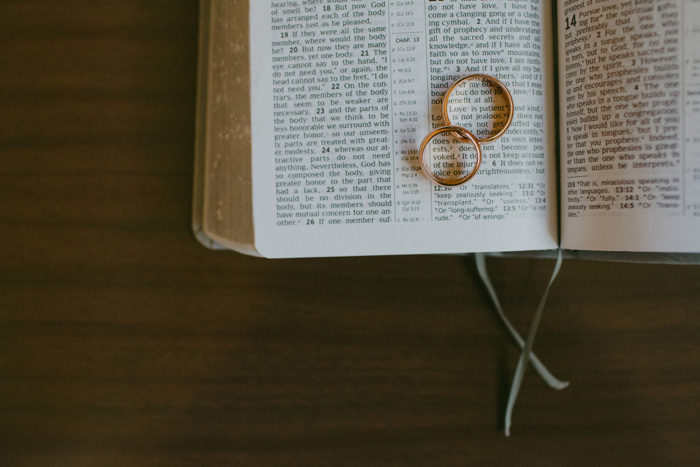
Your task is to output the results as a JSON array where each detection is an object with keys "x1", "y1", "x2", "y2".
[
  {"x1": 250, "y1": 0, "x2": 558, "y2": 258},
  {"x1": 559, "y1": 0, "x2": 700, "y2": 253}
]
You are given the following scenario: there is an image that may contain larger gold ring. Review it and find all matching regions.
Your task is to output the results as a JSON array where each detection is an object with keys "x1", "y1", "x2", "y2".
[
  {"x1": 419, "y1": 125, "x2": 482, "y2": 187},
  {"x1": 442, "y1": 74, "x2": 514, "y2": 144}
]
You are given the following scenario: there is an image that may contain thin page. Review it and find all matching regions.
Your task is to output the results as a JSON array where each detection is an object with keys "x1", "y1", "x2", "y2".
[
  {"x1": 250, "y1": 0, "x2": 558, "y2": 258},
  {"x1": 559, "y1": 0, "x2": 700, "y2": 253}
]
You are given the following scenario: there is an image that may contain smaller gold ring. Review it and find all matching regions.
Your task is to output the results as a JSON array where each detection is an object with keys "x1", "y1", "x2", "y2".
[
  {"x1": 419, "y1": 125, "x2": 482, "y2": 187},
  {"x1": 442, "y1": 74, "x2": 515, "y2": 144}
]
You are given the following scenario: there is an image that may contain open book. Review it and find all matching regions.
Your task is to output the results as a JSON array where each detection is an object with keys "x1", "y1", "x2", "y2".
[{"x1": 194, "y1": 0, "x2": 700, "y2": 259}]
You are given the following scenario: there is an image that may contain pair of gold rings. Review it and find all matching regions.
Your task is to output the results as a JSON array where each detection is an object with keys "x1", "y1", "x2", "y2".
[{"x1": 419, "y1": 74, "x2": 514, "y2": 186}]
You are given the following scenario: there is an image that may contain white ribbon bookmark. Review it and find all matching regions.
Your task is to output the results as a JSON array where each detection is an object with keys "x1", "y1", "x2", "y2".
[{"x1": 474, "y1": 250, "x2": 568, "y2": 436}]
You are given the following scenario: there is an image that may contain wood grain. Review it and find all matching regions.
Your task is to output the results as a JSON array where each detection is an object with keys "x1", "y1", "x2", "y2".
[{"x1": 1, "y1": 1, "x2": 700, "y2": 465}]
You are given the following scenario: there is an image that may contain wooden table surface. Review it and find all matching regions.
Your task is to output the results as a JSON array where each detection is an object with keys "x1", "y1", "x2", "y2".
[{"x1": 2, "y1": 2, "x2": 700, "y2": 465}]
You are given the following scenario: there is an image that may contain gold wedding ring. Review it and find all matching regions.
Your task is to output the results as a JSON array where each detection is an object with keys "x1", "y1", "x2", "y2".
[
  {"x1": 419, "y1": 125, "x2": 482, "y2": 186},
  {"x1": 419, "y1": 74, "x2": 514, "y2": 186},
  {"x1": 442, "y1": 74, "x2": 515, "y2": 144}
]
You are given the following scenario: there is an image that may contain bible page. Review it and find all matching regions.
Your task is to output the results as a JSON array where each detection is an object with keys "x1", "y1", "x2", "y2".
[
  {"x1": 250, "y1": 0, "x2": 558, "y2": 258},
  {"x1": 559, "y1": 0, "x2": 700, "y2": 252}
]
